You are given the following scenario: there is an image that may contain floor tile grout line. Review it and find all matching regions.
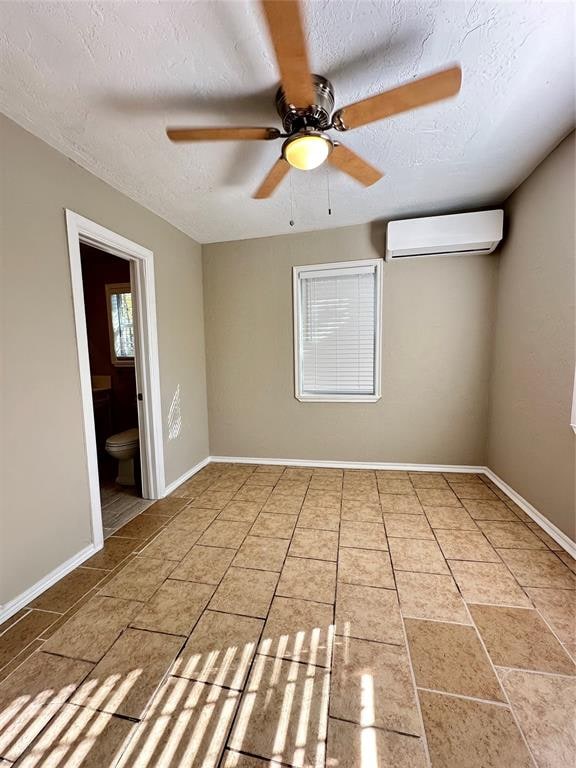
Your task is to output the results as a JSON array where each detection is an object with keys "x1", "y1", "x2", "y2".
[
  {"x1": 494, "y1": 663, "x2": 576, "y2": 680},
  {"x1": 327, "y1": 713, "x2": 424, "y2": 740},
  {"x1": 27, "y1": 571, "x2": 109, "y2": 619},
  {"x1": 416, "y1": 685, "x2": 510, "y2": 708},
  {"x1": 427, "y1": 512, "x2": 495, "y2": 611},
  {"x1": 6, "y1": 640, "x2": 107, "y2": 762},
  {"x1": 80, "y1": 565, "x2": 113, "y2": 574},
  {"x1": 394, "y1": 557, "x2": 500, "y2": 569},
  {"x1": 0, "y1": 609, "x2": 34, "y2": 639},
  {"x1": 22, "y1": 606, "x2": 64, "y2": 617},
  {"x1": 329, "y1": 494, "x2": 340, "y2": 762},
  {"x1": 507, "y1": 603, "x2": 576, "y2": 670},
  {"x1": 65, "y1": 699, "x2": 142, "y2": 723},
  {"x1": 501, "y1": 547, "x2": 574, "y2": 584},
  {"x1": 443, "y1": 554, "x2": 535, "y2": 609},
  {"x1": 387, "y1": 521, "x2": 433, "y2": 768},
  {"x1": 400, "y1": 612, "x2": 473, "y2": 627},
  {"x1": 1, "y1": 609, "x2": 64, "y2": 653},
  {"x1": 0, "y1": 635, "x2": 47, "y2": 677},
  {"x1": 465, "y1": 600, "x2": 541, "y2": 768},
  {"x1": 223, "y1": 746, "x2": 295, "y2": 767}
]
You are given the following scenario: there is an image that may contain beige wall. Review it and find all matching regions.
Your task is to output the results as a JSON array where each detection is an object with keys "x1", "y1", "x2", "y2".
[
  {"x1": 0, "y1": 114, "x2": 209, "y2": 606},
  {"x1": 203, "y1": 225, "x2": 498, "y2": 465},
  {"x1": 487, "y1": 132, "x2": 575, "y2": 540}
]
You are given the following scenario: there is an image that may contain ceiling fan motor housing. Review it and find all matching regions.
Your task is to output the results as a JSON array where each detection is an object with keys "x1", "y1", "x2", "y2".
[{"x1": 275, "y1": 74, "x2": 335, "y2": 134}]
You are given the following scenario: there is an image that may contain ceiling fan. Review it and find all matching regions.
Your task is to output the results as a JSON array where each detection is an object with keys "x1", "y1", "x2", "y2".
[{"x1": 166, "y1": 0, "x2": 462, "y2": 199}]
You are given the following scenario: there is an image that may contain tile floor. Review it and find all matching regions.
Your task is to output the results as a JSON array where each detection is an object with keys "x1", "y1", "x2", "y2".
[{"x1": 1, "y1": 463, "x2": 575, "y2": 767}]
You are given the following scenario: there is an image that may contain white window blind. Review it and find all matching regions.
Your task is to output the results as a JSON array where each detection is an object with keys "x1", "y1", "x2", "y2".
[{"x1": 294, "y1": 260, "x2": 382, "y2": 402}]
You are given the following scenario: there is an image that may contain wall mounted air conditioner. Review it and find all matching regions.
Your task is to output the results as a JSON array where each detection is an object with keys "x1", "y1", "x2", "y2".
[{"x1": 385, "y1": 209, "x2": 504, "y2": 261}]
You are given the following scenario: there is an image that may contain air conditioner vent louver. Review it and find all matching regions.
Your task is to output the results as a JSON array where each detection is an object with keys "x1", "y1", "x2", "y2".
[{"x1": 385, "y1": 210, "x2": 503, "y2": 261}]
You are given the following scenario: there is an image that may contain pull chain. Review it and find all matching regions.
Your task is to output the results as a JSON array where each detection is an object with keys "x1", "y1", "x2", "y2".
[
  {"x1": 326, "y1": 164, "x2": 332, "y2": 216},
  {"x1": 289, "y1": 172, "x2": 295, "y2": 227}
]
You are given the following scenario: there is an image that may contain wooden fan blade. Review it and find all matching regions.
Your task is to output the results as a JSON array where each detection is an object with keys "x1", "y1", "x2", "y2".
[
  {"x1": 333, "y1": 65, "x2": 462, "y2": 130},
  {"x1": 166, "y1": 127, "x2": 281, "y2": 142},
  {"x1": 329, "y1": 144, "x2": 383, "y2": 186},
  {"x1": 253, "y1": 157, "x2": 290, "y2": 198},
  {"x1": 261, "y1": 0, "x2": 315, "y2": 107}
]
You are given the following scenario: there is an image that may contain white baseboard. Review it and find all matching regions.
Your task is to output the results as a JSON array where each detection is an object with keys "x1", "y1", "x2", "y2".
[
  {"x1": 0, "y1": 543, "x2": 97, "y2": 625},
  {"x1": 483, "y1": 468, "x2": 576, "y2": 559},
  {"x1": 162, "y1": 456, "x2": 211, "y2": 497},
  {"x1": 209, "y1": 455, "x2": 484, "y2": 473},
  {"x1": 0, "y1": 457, "x2": 210, "y2": 627},
  {"x1": 210, "y1": 455, "x2": 575, "y2": 558},
  {"x1": 3, "y1": 456, "x2": 572, "y2": 628}
]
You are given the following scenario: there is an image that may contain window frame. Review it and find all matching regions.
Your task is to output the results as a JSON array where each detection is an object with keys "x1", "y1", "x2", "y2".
[
  {"x1": 293, "y1": 258, "x2": 383, "y2": 403},
  {"x1": 105, "y1": 282, "x2": 135, "y2": 367}
]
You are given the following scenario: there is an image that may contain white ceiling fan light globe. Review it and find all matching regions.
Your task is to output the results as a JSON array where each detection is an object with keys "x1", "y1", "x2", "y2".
[{"x1": 283, "y1": 134, "x2": 331, "y2": 170}]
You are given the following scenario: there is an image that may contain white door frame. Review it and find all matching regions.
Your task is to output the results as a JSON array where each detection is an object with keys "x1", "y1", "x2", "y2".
[{"x1": 65, "y1": 210, "x2": 165, "y2": 549}]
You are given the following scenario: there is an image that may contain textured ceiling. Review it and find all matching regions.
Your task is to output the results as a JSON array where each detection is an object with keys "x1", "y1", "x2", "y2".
[{"x1": 0, "y1": 1, "x2": 574, "y2": 243}]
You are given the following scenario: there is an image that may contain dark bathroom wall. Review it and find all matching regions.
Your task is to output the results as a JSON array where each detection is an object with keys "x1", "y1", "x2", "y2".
[{"x1": 80, "y1": 244, "x2": 137, "y2": 437}]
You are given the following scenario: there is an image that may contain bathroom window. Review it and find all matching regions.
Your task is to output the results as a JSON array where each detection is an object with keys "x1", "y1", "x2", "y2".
[
  {"x1": 293, "y1": 259, "x2": 382, "y2": 402},
  {"x1": 106, "y1": 283, "x2": 135, "y2": 366}
]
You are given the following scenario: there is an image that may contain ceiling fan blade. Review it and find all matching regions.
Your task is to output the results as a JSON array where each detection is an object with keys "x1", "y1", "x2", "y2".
[
  {"x1": 329, "y1": 144, "x2": 383, "y2": 186},
  {"x1": 333, "y1": 65, "x2": 462, "y2": 130},
  {"x1": 261, "y1": 0, "x2": 315, "y2": 107},
  {"x1": 166, "y1": 127, "x2": 281, "y2": 142},
  {"x1": 253, "y1": 157, "x2": 290, "y2": 199}
]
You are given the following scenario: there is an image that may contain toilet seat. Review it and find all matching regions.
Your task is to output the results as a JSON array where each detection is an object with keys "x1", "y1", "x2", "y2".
[
  {"x1": 105, "y1": 428, "x2": 139, "y2": 449},
  {"x1": 104, "y1": 428, "x2": 139, "y2": 486}
]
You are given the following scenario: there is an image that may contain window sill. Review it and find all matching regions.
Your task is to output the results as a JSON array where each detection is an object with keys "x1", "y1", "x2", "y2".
[
  {"x1": 112, "y1": 359, "x2": 135, "y2": 368},
  {"x1": 296, "y1": 394, "x2": 381, "y2": 403}
]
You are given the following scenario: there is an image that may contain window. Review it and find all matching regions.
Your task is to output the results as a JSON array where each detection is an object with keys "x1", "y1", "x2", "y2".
[
  {"x1": 293, "y1": 259, "x2": 382, "y2": 402},
  {"x1": 105, "y1": 283, "x2": 135, "y2": 366}
]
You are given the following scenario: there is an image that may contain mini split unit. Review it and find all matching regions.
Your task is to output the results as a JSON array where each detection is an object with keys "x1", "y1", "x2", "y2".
[{"x1": 385, "y1": 210, "x2": 504, "y2": 261}]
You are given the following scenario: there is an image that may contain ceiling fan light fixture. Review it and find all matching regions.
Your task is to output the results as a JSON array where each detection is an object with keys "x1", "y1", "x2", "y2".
[{"x1": 283, "y1": 133, "x2": 332, "y2": 170}]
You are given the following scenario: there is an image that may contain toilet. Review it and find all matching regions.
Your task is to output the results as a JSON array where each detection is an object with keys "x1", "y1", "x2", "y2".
[{"x1": 105, "y1": 428, "x2": 139, "y2": 486}]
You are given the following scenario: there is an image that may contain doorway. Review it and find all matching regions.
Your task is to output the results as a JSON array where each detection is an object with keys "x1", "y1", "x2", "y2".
[
  {"x1": 80, "y1": 244, "x2": 151, "y2": 535},
  {"x1": 66, "y1": 211, "x2": 165, "y2": 550}
]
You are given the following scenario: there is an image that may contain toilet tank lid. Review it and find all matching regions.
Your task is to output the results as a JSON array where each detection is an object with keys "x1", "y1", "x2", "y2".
[{"x1": 106, "y1": 428, "x2": 139, "y2": 447}]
